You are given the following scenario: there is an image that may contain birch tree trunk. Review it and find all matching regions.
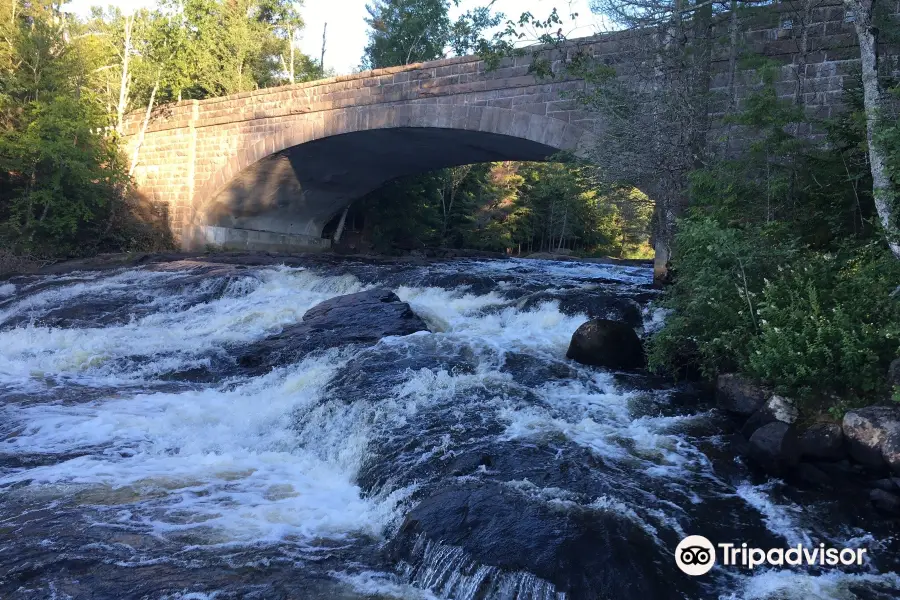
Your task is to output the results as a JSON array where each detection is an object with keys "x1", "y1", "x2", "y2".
[
  {"x1": 129, "y1": 77, "x2": 159, "y2": 177},
  {"x1": 115, "y1": 13, "x2": 133, "y2": 134},
  {"x1": 289, "y1": 25, "x2": 295, "y2": 82},
  {"x1": 844, "y1": 0, "x2": 900, "y2": 258}
]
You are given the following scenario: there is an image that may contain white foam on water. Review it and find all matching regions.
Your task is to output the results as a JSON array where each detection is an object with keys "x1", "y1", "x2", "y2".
[
  {"x1": 396, "y1": 286, "x2": 588, "y2": 364},
  {"x1": 499, "y1": 377, "x2": 707, "y2": 476},
  {"x1": 0, "y1": 350, "x2": 403, "y2": 545},
  {"x1": 0, "y1": 266, "x2": 368, "y2": 386},
  {"x1": 0, "y1": 282, "x2": 15, "y2": 297},
  {"x1": 469, "y1": 257, "x2": 651, "y2": 285},
  {"x1": 0, "y1": 268, "x2": 189, "y2": 323},
  {"x1": 724, "y1": 569, "x2": 900, "y2": 600},
  {"x1": 332, "y1": 570, "x2": 444, "y2": 600},
  {"x1": 736, "y1": 482, "x2": 812, "y2": 547},
  {"x1": 589, "y1": 494, "x2": 659, "y2": 537}
]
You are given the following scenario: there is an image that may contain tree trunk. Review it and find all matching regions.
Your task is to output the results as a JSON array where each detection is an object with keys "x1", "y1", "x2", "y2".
[
  {"x1": 557, "y1": 200, "x2": 568, "y2": 252},
  {"x1": 130, "y1": 77, "x2": 159, "y2": 177},
  {"x1": 116, "y1": 13, "x2": 133, "y2": 134},
  {"x1": 332, "y1": 205, "x2": 350, "y2": 244},
  {"x1": 845, "y1": 0, "x2": 900, "y2": 258},
  {"x1": 320, "y1": 22, "x2": 327, "y2": 71},
  {"x1": 289, "y1": 26, "x2": 295, "y2": 83}
]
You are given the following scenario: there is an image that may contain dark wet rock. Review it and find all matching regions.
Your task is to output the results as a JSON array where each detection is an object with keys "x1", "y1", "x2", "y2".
[
  {"x1": 869, "y1": 489, "x2": 900, "y2": 515},
  {"x1": 501, "y1": 352, "x2": 579, "y2": 387},
  {"x1": 448, "y1": 453, "x2": 494, "y2": 476},
  {"x1": 565, "y1": 318, "x2": 644, "y2": 371},
  {"x1": 748, "y1": 422, "x2": 801, "y2": 475},
  {"x1": 812, "y1": 459, "x2": 869, "y2": 483},
  {"x1": 725, "y1": 432, "x2": 752, "y2": 458},
  {"x1": 872, "y1": 478, "x2": 899, "y2": 492},
  {"x1": 518, "y1": 291, "x2": 642, "y2": 327},
  {"x1": 799, "y1": 423, "x2": 846, "y2": 461},
  {"x1": 392, "y1": 483, "x2": 689, "y2": 600},
  {"x1": 795, "y1": 463, "x2": 833, "y2": 489},
  {"x1": 740, "y1": 395, "x2": 799, "y2": 439},
  {"x1": 715, "y1": 374, "x2": 770, "y2": 417},
  {"x1": 842, "y1": 406, "x2": 900, "y2": 471},
  {"x1": 890, "y1": 358, "x2": 900, "y2": 389},
  {"x1": 234, "y1": 288, "x2": 427, "y2": 373},
  {"x1": 416, "y1": 272, "x2": 513, "y2": 295}
]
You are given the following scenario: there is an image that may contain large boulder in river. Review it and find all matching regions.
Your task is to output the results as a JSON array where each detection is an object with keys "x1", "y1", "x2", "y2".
[
  {"x1": 235, "y1": 288, "x2": 427, "y2": 373},
  {"x1": 391, "y1": 483, "x2": 690, "y2": 600},
  {"x1": 566, "y1": 318, "x2": 644, "y2": 370},
  {"x1": 842, "y1": 406, "x2": 900, "y2": 471},
  {"x1": 715, "y1": 374, "x2": 771, "y2": 417},
  {"x1": 748, "y1": 422, "x2": 801, "y2": 475}
]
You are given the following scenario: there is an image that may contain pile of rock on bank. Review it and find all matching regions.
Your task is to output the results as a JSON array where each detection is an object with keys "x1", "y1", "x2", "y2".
[{"x1": 717, "y1": 371, "x2": 900, "y2": 516}]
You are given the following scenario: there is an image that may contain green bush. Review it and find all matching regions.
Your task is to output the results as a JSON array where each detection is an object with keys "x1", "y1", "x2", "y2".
[
  {"x1": 649, "y1": 220, "x2": 900, "y2": 410},
  {"x1": 647, "y1": 216, "x2": 796, "y2": 379},
  {"x1": 745, "y1": 243, "x2": 900, "y2": 402},
  {"x1": 648, "y1": 72, "x2": 900, "y2": 414}
]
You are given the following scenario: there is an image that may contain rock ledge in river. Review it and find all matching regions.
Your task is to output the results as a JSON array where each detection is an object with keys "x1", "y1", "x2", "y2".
[
  {"x1": 392, "y1": 483, "x2": 688, "y2": 600},
  {"x1": 235, "y1": 288, "x2": 427, "y2": 373}
]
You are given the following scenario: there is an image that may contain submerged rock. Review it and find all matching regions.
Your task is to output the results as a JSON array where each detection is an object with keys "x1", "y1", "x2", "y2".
[
  {"x1": 715, "y1": 374, "x2": 770, "y2": 417},
  {"x1": 392, "y1": 483, "x2": 688, "y2": 600},
  {"x1": 565, "y1": 318, "x2": 644, "y2": 371},
  {"x1": 234, "y1": 288, "x2": 427, "y2": 373},
  {"x1": 748, "y1": 422, "x2": 800, "y2": 475},
  {"x1": 799, "y1": 423, "x2": 846, "y2": 461},
  {"x1": 842, "y1": 406, "x2": 900, "y2": 471},
  {"x1": 869, "y1": 489, "x2": 900, "y2": 515}
]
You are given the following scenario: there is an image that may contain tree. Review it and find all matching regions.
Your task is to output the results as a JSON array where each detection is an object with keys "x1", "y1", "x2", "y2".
[
  {"x1": 0, "y1": 0, "x2": 151, "y2": 256},
  {"x1": 843, "y1": 0, "x2": 900, "y2": 258},
  {"x1": 259, "y1": 0, "x2": 323, "y2": 83},
  {"x1": 362, "y1": 0, "x2": 503, "y2": 69},
  {"x1": 362, "y1": 0, "x2": 451, "y2": 68}
]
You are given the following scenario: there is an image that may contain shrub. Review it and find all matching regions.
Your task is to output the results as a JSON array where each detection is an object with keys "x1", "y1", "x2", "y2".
[
  {"x1": 745, "y1": 243, "x2": 900, "y2": 403},
  {"x1": 647, "y1": 216, "x2": 796, "y2": 378}
]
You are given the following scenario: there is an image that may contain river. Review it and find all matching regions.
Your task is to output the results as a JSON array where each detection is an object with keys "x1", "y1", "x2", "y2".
[{"x1": 0, "y1": 255, "x2": 898, "y2": 599}]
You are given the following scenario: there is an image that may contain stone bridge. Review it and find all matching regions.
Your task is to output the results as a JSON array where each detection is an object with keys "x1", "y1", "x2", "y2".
[{"x1": 122, "y1": 1, "x2": 874, "y2": 254}]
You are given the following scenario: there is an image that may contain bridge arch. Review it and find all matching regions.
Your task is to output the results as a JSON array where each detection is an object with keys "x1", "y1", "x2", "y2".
[{"x1": 184, "y1": 104, "x2": 598, "y2": 250}]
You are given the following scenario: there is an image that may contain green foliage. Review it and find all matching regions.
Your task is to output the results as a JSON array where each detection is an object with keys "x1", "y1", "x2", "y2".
[
  {"x1": 647, "y1": 217, "x2": 796, "y2": 378},
  {"x1": 352, "y1": 160, "x2": 653, "y2": 256},
  {"x1": 745, "y1": 244, "x2": 900, "y2": 402},
  {"x1": 362, "y1": 0, "x2": 504, "y2": 69},
  {"x1": 0, "y1": 1, "x2": 172, "y2": 259},
  {"x1": 649, "y1": 74, "x2": 900, "y2": 412},
  {"x1": 362, "y1": 0, "x2": 452, "y2": 68}
]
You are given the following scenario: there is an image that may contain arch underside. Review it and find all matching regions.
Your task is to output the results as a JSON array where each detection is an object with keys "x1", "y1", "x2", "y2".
[
  {"x1": 202, "y1": 127, "x2": 562, "y2": 244},
  {"x1": 187, "y1": 105, "x2": 597, "y2": 251}
]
